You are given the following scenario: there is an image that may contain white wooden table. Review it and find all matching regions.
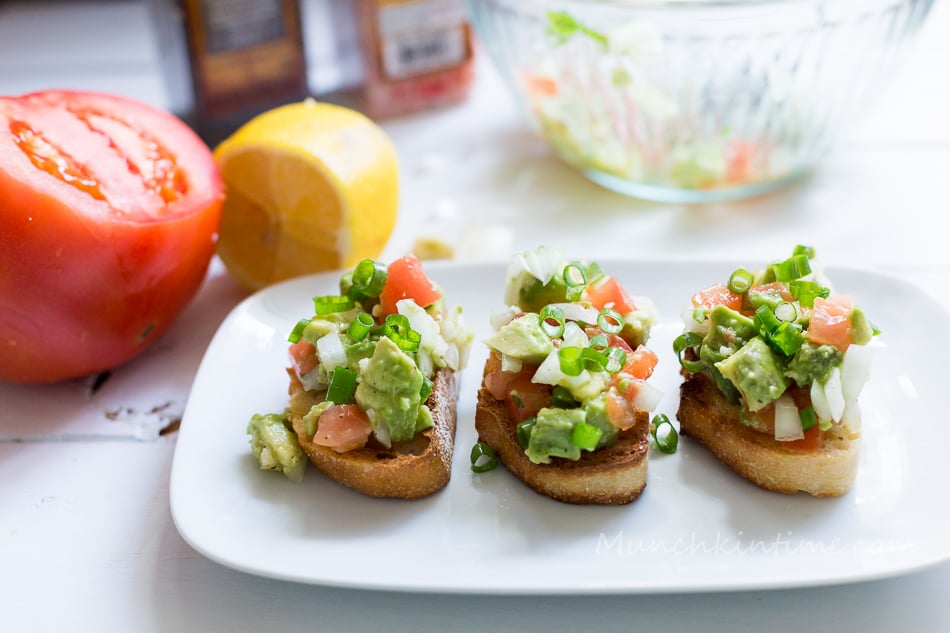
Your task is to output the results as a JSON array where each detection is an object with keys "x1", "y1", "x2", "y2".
[{"x1": 2, "y1": 1, "x2": 950, "y2": 630}]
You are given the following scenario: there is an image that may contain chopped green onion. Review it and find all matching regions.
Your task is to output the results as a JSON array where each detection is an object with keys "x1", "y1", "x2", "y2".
[
  {"x1": 727, "y1": 268, "x2": 754, "y2": 294},
  {"x1": 597, "y1": 308, "x2": 624, "y2": 334},
  {"x1": 326, "y1": 367, "x2": 357, "y2": 404},
  {"x1": 580, "y1": 346, "x2": 608, "y2": 372},
  {"x1": 672, "y1": 332, "x2": 705, "y2": 373},
  {"x1": 563, "y1": 262, "x2": 588, "y2": 302},
  {"x1": 517, "y1": 417, "x2": 536, "y2": 449},
  {"x1": 870, "y1": 321, "x2": 882, "y2": 336},
  {"x1": 551, "y1": 386, "x2": 580, "y2": 409},
  {"x1": 570, "y1": 422, "x2": 603, "y2": 451},
  {"x1": 774, "y1": 301, "x2": 799, "y2": 323},
  {"x1": 754, "y1": 304, "x2": 782, "y2": 335},
  {"x1": 651, "y1": 414, "x2": 678, "y2": 454},
  {"x1": 348, "y1": 311, "x2": 374, "y2": 342},
  {"x1": 349, "y1": 258, "x2": 388, "y2": 299},
  {"x1": 420, "y1": 375, "x2": 433, "y2": 401},
  {"x1": 470, "y1": 442, "x2": 498, "y2": 473},
  {"x1": 793, "y1": 244, "x2": 816, "y2": 259},
  {"x1": 287, "y1": 318, "x2": 310, "y2": 344},
  {"x1": 585, "y1": 262, "x2": 606, "y2": 285},
  {"x1": 383, "y1": 314, "x2": 422, "y2": 353},
  {"x1": 314, "y1": 295, "x2": 355, "y2": 315},
  {"x1": 770, "y1": 321, "x2": 805, "y2": 356},
  {"x1": 558, "y1": 346, "x2": 584, "y2": 376},
  {"x1": 588, "y1": 333, "x2": 609, "y2": 351},
  {"x1": 770, "y1": 254, "x2": 812, "y2": 282},
  {"x1": 539, "y1": 305, "x2": 566, "y2": 338},
  {"x1": 788, "y1": 280, "x2": 829, "y2": 308},
  {"x1": 799, "y1": 406, "x2": 818, "y2": 431},
  {"x1": 605, "y1": 346, "x2": 627, "y2": 373}
]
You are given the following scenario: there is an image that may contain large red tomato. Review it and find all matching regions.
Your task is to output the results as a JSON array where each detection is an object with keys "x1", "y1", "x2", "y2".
[{"x1": 0, "y1": 90, "x2": 223, "y2": 383}]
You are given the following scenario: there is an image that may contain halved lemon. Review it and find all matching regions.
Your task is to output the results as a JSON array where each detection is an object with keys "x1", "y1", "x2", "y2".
[{"x1": 213, "y1": 100, "x2": 399, "y2": 290}]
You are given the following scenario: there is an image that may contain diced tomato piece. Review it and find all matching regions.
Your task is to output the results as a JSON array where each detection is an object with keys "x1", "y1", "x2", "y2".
[
  {"x1": 783, "y1": 424, "x2": 822, "y2": 453},
  {"x1": 605, "y1": 389, "x2": 639, "y2": 430},
  {"x1": 289, "y1": 340, "x2": 317, "y2": 376},
  {"x1": 692, "y1": 283, "x2": 743, "y2": 312},
  {"x1": 378, "y1": 254, "x2": 442, "y2": 316},
  {"x1": 749, "y1": 282, "x2": 794, "y2": 301},
  {"x1": 586, "y1": 276, "x2": 636, "y2": 315},
  {"x1": 522, "y1": 73, "x2": 558, "y2": 97},
  {"x1": 807, "y1": 297, "x2": 852, "y2": 352},
  {"x1": 620, "y1": 345, "x2": 658, "y2": 380},
  {"x1": 828, "y1": 294, "x2": 854, "y2": 311},
  {"x1": 504, "y1": 374, "x2": 551, "y2": 424},
  {"x1": 313, "y1": 404, "x2": 373, "y2": 453},
  {"x1": 725, "y1": 141, "x2": 754, "y2": 184}
]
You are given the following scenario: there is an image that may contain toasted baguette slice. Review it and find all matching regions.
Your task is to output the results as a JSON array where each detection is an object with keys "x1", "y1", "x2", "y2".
[
  {"x1": 288, "y1": 367, "x2": 458, "y2": 500},
  {"x1": 677, "y1": 371, "x2": 858, "y2": 497},
  {"x1": 474, "y1": 361, "x2": 650, "y2": 505}
]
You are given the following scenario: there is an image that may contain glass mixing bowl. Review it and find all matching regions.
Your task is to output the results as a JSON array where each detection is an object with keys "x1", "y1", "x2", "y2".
[{"x1": 466, "y1": 0, "x2": 933, "y2": 202}]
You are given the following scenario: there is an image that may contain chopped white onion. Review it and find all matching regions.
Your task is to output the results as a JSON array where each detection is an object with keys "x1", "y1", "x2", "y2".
[
  {"x1": 840, "y1": 344, "x2": 873, "y2": 402},
  {"x1": 824, "y1": 367, "x2": 846, "y2": 423},
  {"x1": 562, "y1": 321, "x2": 589, "y2": 348},
  {"x1": 490, "y1": 306, "x2": 521, "y2": 330},
  {"x1": 810, "y1": 378, "x2": 832, "y2": 423},
  {"x1": 680, "y1": 306, "x2": 709, "y2": 334},
  {"x1": 630, "y1": 295, "x2": 660, "y2": 327},
  {"x1": 397, "y1": 299, "x2": 448, "y2": 360},
  {"x1": 501, "y1": 354, "x2": 523, "y2": 373},
  {"x1": 773, "y1": 394, "x2": 804, "y2": 441},
  {"x1": 631, "y1": 381, "x2": 664, "y2": 413},
  {"x1": 841, "y1": 399, "x2": 862, "y2": 434},
  {"x1": 316, "y1": 332, "x2": 347, "y2": 373},
  {"x1": 521, "y1": 246, "x2": 567, "y2": 286},
  {"x1": 548, "y1": 302, "x2": 599, "y2": 325}
]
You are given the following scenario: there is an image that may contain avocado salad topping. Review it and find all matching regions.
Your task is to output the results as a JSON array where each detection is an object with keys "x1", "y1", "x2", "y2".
[
  {"x1": 674, "y1": 246, "x2": 878, "y2": 450},
  {"x1": 478, "y1": 246, "x2": 664, "y2": 466},
  {"x1": 247, "y1": 254, "x2": 473, "y2": 481}
]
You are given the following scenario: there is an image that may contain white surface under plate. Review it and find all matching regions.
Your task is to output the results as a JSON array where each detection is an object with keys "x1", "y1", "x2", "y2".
[{"x1": 170, "y1": 259, "x2": 950, "y2": 594}]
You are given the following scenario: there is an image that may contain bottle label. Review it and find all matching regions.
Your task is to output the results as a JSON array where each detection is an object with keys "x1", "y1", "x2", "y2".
[{"x1": 376, "y1": 0, "x2": 469, "y2": 80}]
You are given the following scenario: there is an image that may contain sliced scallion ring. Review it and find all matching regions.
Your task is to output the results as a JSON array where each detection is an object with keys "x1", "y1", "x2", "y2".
[
  {"x1": 383, "y1": 313, "x2": 422, "y2": 353},
  {"x1": 651, "y1": 413, "x2": 678, "y2": 454},
  {"x1": 517, "y1": 417, "x2": 536, "y2": 449},
  {"x1": 420, "y1": 375, "x2": 433, "y2": 401},
  {"x1": 799, "y1": 406, "x2": 818, "y2": 431},
  {"x1": 570, "y1": 422, "x2": 603, "y2": 451},
  {"x1": 605, "y1": 346, "x2": 627, "y2": 373},
  {"x1": 727, "y1": 268, "x2": 754, "y2": 294},
  {"x1": 563, "y1": 262, "x2": 588, "y2": 301},
  {"x1": 348, "y1": 311, "x2": 375, "y2": 342},
  {"x1": 470, "y1": 442, "x2": 498, "y2": 473},
  {"x1": 350, "y1": 258, "x2": 388, "y2": 299},
  {"x1": 597, "y1": 308, "x2": 624, "y2": 334},
  {"x1": 287, "y1": 318, "x2": 310, "y2": 344},
  {"x1": 770, "y1": 254, "x2": 812, "y2": 282},
  {"x1": 558, "y1": 346, "x2": 584, "y2": 376},
  {"x1": 774, "y1": 301, "x2": 799, "y2": 323},
  {"x1": 326, "y1": 367, "x2": 358, "y2": 404},
  {"x1": 550, "y1": 386, "x2": 580, "y2": 409},
  {"x1": 539, "y1": 304, "x2": 566, "y2": 338},
  {"x1": 672, "y1": 331, "x2": 705, "y2": 373},
  {"x1": 580, "y1": 346, "x2": 608, "y2": 372},
  {"x1": 588, "y1": 333, "x2": 609, "y2": 351},
  {"x1": 313, "y1": 295, "x2": 355, "y2": 315}
]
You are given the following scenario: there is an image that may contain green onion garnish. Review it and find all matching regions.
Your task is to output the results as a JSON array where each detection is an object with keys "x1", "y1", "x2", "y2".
[
  {"x1": 672, "y1": 332, "x2": 705, "y2": 373},
  {"x1": 570, "y1": 422, "x2": 603, "y2": 451},
  {"x1": 788, "y1": 280, "x2": 829, "y2": 308},
  {"x1": 774, "y1": 301, "x2": 799, "y2": 323},
  {"x1": 580, "y1": 347, "x2": 608, "y2": 372},
  {"x1": 770, "y1": 254, "x2": 812, "y2": 282},
  {"x1": 605, "y1": 346, "x2": 627, "y2": 373},
  {"x1": 348, "y1": 311, "x2": 374, "y2": 342},
  {"x1": 349, "y1": 258, "x2": 388, "y2": 299},
  {"x1": 558, "y1": 346, "x2": 584, "y2": 376},
  {"x1": 563, "y1": 262, "x2": 588, "y2": 302},
  {"x1": 420, "y1": 375, "x2": 433, "y2": 401},
  {"x1": 517, "y1": 417, "x2": 536, "y2": 449},
  {"x1": 770, "y1": 321, "x2": 805, "y2": 356},
  {"x1": 793, "y1": 244, "x2": 816, "y2": 259},
  {"x1": 727, "y1": 268, "x2": 754, "y2": 294},
  {"x1": 651, "y1": 414, "x2": 678, "y2": 454},
  {"x1": 597, "y1": 308, "x2": 624, "y2": 334},
  {"x1": 288, "y1": 318, "x2": 310, "y2": 344},
  {"x1": 551, "y1": 386, "x2": 580, "y2": 408},
  {"x1": 470, "y1": 442, "x2": 498, "y2": 473},
  {"x1": 585, "y1": 261, "x2": 606, "y2": 285},
  {"x1": 754, "y1": 304, "x2": 782, "y2": 335},
  {"x1": 588, "y1": 333, "x2": 608, "y2": 351},
  {"x1": 314, "y1": 295, "x2": 355, "y2": 315},
  {"x1": 539, "y1": 305, "x2": 566, "y2": 338},
  {"x1": 799, "y1": 406, "x2": 818, "y2": 431},
  {"x1": 326, "y1": 367, "x2": 358, "y2": 404},
  {"x1": 383, "y1": 313, "x2": 422, "y2": 353}
]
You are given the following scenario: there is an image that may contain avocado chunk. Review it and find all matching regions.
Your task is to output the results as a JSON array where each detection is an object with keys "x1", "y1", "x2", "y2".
[
  {"x1": 583, "y1": 393, "x2": 619, "y2": 449},
  {"x1": 484, "y1": 314, "x2": 554, "y2": 364},
  {"x1": 700, "y1": 305, "x2": 758, "y2": 366},
  {"x1": 355, "y1": 336, "x2": 425, "y2": 445},
  {"x1": 715, "y1": 337, "x2": 787, "y2": 411},
  {"x1": 620, "y1": 310, "x2": 652, "y2": 349},
  {"x1": 525, "y1": 407, "x2": 586, "y2": 464},
  {"x1": 849, "y1": 306, "x2": 874, "y2": 345},
  {"x1": 784, "y1": 342, "x2": 843, "y2": 387},
  {"x1": 515, "y1": 275, "x2": 568, "y2": 313},
  {"x1": 246, "y1": 413, "x2": 306, "y2": 482}
]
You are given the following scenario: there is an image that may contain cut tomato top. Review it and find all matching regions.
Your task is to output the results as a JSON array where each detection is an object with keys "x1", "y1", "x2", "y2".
[
  {"x1": 378, "y1": 254, "x2": 442, "y2": 316},
  {"x1": 692, "y1": 283, "x2": 744, "y2": 312},
  {"x1": 586, "y1": 275, "x2": 636, "y2": 314}
]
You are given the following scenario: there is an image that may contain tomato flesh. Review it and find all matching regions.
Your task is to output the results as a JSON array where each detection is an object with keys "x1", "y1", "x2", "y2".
[
  {"x1": 313, "y1": 404, "x2": 373, "y2": 453},
  {"x1": 0, "y1": 90, "x2": 222, "y2": 383},
  {"x1": 784, "y1": 424, "x2": 822, "y2": 452},
  {"x1": 586, "y1": 276, "x2": 636, "y2": 314},
  {"x1": 378, "y1": 254, "x2": 442, "y2": 316},
  {"x1": 289, "y1": 340, "x2": 318, "y2": 377},
  {"x1": 807, "y1": 297, "x2": 852, "y2": 352},
  {"x1": 692, "y1": 283, "x2": 743, "y2": 312}
]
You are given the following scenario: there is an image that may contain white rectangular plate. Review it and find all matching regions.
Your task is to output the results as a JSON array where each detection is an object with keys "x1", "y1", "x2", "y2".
[{"x1": 170, "y1": 260, "x2": 950, "y2": 594}]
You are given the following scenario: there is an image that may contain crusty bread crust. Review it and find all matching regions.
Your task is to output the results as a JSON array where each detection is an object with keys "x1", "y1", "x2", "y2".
[
  {"x1": 677, "y1": 371, "x2": 858, "y2": 497},
  {"x1": 288, "y1": 367, "x2": 458, "y2": 499},
  {"x1": 474, "y1": 358, "x2": 649, "y2": 505}
]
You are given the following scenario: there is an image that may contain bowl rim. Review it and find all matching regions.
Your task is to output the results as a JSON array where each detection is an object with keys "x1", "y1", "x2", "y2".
[{"x1": 467, "y1": 0, "x2": 916, "y2": 10}]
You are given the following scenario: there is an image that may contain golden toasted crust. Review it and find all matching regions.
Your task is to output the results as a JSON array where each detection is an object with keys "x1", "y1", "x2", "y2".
[
  {"x1": 474, "y1": 359, "x2": 649, "y2": 505},
  {"x1": 677, "y1": 371, "x2": 858, "y2": 497},
  {"x1": 288, "y1": 367, "x2": 458, "y2": 500}
]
